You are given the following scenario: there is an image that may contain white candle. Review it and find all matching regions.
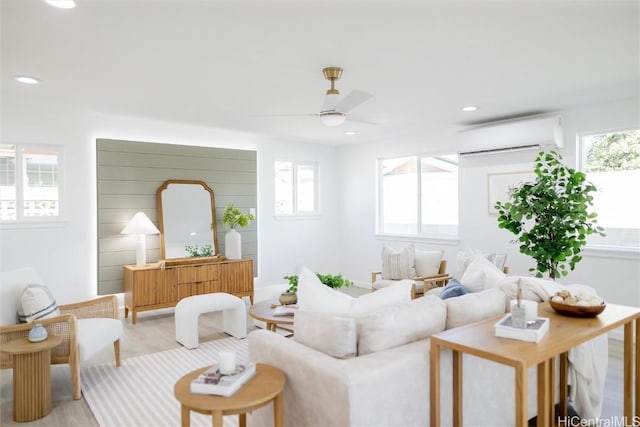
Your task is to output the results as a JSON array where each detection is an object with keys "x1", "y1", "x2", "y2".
[{"x1": 218, "y1": 351, "x2": 236, "y2": 375}]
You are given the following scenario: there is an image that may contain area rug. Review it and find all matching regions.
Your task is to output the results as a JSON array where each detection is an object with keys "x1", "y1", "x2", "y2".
[{"x1": 82, "y1": 337, "x2": 249, "y2": 427}]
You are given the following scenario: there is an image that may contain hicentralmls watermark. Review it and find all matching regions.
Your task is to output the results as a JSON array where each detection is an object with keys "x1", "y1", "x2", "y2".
[{"x1": 557, "y1": 416, "x2": 640, "y2": 427}]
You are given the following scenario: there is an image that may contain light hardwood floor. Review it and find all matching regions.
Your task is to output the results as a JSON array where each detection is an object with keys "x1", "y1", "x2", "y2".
[{"x1": 0, "y1": 293, "x2": 626, "y2": 426}]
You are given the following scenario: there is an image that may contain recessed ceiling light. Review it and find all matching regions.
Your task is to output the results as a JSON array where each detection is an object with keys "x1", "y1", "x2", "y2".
[
  {"x1": 461, "y1": 105, "x2": 478, "y2": 112},
  {"x1": 45, "y1": 0, "x2": 76, "y2": 9},
  {"x1": 344, "y1": 130, "x2": 358, "y2": 135},
  {"x1": 15, "y1": 76, "x2": 40, "y2": 85}
]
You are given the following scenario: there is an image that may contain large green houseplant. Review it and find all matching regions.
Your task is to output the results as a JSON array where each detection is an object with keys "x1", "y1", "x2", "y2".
[{"x1": 495, "y1": 150, "x2": 604, "y2": 279}]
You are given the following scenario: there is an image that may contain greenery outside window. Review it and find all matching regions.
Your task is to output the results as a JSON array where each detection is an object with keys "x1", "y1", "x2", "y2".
[
  {"x1": 0, "y1": 144, "x2": 63, "y2": 222},
  {"x1": 579, "y1": 129, "x2": 639, "y2": 248},
  {"x1": 275, "y1": 160, "x2": 319, "y2": 216},
  {"x1": 378, "y1": 154, "x2": 458, "y2": 237}
]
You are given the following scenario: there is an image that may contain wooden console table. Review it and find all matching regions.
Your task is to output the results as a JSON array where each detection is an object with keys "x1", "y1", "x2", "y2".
[
  {"x1": 124, "y1": 258, "x2": 254, "y2": 323},
  {"x1": 1, "y1": 335, "x2": 63, "y2": 422},
  {"x1": 430, "y1": 302, "x2": 640, "y2": 427}
]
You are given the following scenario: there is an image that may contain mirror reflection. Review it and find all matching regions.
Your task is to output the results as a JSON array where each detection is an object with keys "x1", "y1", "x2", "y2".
[{"x1": 157, "y1": 180, "x2": 218, "y2": 259}]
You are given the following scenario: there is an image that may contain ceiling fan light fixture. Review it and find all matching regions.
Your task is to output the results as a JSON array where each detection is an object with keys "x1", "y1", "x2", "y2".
[
  {"x1": 45, "y1": 0, "x2": 76, "y2": 9},
  {"x1": 320, "y1": 111, "x2": 346, "y2": 127}
]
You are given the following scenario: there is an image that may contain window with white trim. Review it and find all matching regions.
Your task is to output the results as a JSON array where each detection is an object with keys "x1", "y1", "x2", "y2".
[
  {"x1": 579, "y1": 129, "x2": 639, "y2": 248},
  {"x1": 378, "y1": 154, "x2": 458, "y2": 237},
  {"x1": 274, "y1": 160, "x2": 318, "y2": 216},
  {"x1": 0, "y1": 144, "x2": 63, "y2": 221}
]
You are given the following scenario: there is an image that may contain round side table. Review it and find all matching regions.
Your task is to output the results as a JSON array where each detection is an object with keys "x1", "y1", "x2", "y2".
[
  {"x1": 174, "y1": 363, "x2": 285, "y2": 427},
  {"x1": 249, "y1": 300, "x2": 295, "y2": 334},
  {"x1": 1, "y1": 335, "x2": 63, "y2": 422}
]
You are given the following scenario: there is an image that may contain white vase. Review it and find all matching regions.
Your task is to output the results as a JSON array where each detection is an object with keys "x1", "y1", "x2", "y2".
[{"x1": 225, "y1": 229, "x2": 242, "y2": 259}]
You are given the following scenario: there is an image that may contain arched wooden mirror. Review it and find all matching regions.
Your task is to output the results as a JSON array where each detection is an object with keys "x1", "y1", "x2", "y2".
[{"x1": 157, "y1": 179, "x2": 219, "y2": 259}]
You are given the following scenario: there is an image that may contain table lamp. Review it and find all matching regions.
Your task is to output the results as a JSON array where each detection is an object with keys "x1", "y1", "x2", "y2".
[{"x1": 121, "y1": 212, "x2": 160, "y2": 266}]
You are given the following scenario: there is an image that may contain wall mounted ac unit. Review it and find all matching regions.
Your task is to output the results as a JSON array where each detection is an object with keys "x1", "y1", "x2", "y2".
[{"x1": 457, "y1": 115, "x2": 564, "y2": 156}]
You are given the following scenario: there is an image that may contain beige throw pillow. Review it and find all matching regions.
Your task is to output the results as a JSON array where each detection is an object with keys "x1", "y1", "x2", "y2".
[
  {"x1": 414, "y1": 249, "x2": 443, "y2": 277},
  {"x1": 357, "y1": 295, "x2": 447, "y2": 355},
  {"x1": 294, "y1": 310, "x2": 357, "y2": 359},
  {"x1": 381, "y1": 245, "x2": 416, "y2": 280}
]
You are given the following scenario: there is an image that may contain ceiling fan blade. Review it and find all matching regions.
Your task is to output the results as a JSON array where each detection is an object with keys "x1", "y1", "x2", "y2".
[
  {"x1": 346, "y1": 114, "x2": 382, "y2": 125},
  {"x1": 252, "y1": 113, "x2": 319, "y2": 118},
  {"x1": 334, "y1": 90, "x2": 373, "y2": 113},
  {"x1": 321, "y1": 93, "x2": 341, "y2": 112}
]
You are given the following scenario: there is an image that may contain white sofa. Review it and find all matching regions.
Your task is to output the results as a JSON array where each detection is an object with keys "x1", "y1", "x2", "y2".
[{"x1": 248, "y1": 287, "x2": 544, "y2": 427}]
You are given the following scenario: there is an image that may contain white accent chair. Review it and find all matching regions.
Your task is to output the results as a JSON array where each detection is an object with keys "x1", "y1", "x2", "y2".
[
  {"x1": 0, "y1": 268, "x2": 123, "y2": 400},
  {"x1": 174, "y1": 292, "x2": 247, "y2": 349}
]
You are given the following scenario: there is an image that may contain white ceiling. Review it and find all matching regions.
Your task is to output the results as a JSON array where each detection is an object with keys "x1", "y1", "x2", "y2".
[{"x1": 2, "y1": 0, "x2": 638, "y2": 145}]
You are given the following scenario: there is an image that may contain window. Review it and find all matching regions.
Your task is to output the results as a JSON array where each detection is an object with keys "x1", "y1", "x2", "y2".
[
  {"x1": 579, "y1": 129, "x2": 639, "y2": 248},
  {"x1": 275, "y1": 160, "x2": 318, "y2": 216},
  {"x1": 0, "y1": 144, "x2": 63, "y2": 222},
  {"x1": 378, "y1": 154, "x2": 458, "y2": 237}
]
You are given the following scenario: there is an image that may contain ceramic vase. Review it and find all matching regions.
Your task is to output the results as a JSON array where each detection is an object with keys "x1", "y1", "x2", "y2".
[
  {"x1": 28, "y1": 323, "x2": 48, "y2": 342},
  {"x1": 225, "y1": 228, "x2": 242, "y2": 259}
]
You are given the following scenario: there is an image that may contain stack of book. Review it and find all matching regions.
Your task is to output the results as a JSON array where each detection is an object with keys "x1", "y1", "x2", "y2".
[
  {"x1": 494, "y1": 314, "x2": 550, "y2": 343},
  {"x1": 190, "y1": 361, "x2": 256, "y2": 397}
]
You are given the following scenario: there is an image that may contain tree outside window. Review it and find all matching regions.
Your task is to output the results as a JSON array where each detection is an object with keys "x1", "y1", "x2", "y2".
[{"x1": 581, "y1": 129, "x2": 640, "y2": 248}]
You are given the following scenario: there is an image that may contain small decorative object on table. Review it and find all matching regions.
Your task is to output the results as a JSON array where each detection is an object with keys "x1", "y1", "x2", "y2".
[
  {"x1": 494, "y1": 314, "x2": 550, "y2": 343},
  {"x1": 190, "y1": 360, "x2": 256, "y2": 397},
  {"x1": 549, "y1": 290, "x2": 606, "y2": 318},
  {"x1": 27, "y1": 316, "x2": 48, "y2": 343}
]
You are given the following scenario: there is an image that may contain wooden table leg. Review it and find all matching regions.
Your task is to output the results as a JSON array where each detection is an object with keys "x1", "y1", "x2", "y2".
[
  {"x1": 239, "y1": 412, "x2": 247, "y2": 427},
  {"x1": 212, "y1": 410, "x2": 223, "y2": 427},
  {"x1": 429, "y1": 340, "x2": 441, "y2": 427},
  {"x1": 12, "y1": 349, "x2": 53, "y2": 422},
  {"x1": 624, "y1": 321, "x2": 633, "y2": 424},
  {"x1": 180, "y1": 405, "x2": 190, "y2": 427},
  {"x1": 636, "y1": 318, "x2": 639, "y2": 419},
  {"x1": 452, "y1": 350, "x2": 462, "y2": 427},
  {"x1": 274, "y1": 391, "x2": 284, "y2": 427},
  {"x1": 559, "y1": 352, "x2": 568, "y2": 421},
  {"x1": 516, "y1": 364, "x2": 527, "y2": 427},
  {"x1": 548, "y1": 357, "x2": 555, "y2": 426},
  {"x1": 536, "y1": 359, "x2": 550, "y2": 427}
]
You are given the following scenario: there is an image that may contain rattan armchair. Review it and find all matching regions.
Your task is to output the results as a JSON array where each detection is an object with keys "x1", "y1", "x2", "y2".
[
  {"x1": 1, "y1": 273, "x2": 122, "y2": 400},
  {"x1": 372, "y1": 259, "x2": 452, "y2": 299}
]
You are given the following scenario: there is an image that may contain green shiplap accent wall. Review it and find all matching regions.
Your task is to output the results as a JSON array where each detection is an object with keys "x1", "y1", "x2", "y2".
[{"x1": 97, "y1": 139, "x2": 257, "y2": 295}]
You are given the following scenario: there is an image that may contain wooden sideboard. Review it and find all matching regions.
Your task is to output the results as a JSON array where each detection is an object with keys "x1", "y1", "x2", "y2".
[{"x1": 124, "y1": 258, "x2": 254, "y2": 324}]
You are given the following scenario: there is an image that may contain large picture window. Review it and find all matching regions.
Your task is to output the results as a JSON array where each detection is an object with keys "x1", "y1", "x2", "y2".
[
  {"x1": 0, "y1": 144, "x2": 63, "y2": 222},
  {"x1": 579, "y1": 129, "x2": 639, "y2": 248},
  {"x1": 378, "y1": 154, "x2": 458, "y2": 237},
  {"x1": 275, "y1": 160, "x2": 318, "y2": 216}
]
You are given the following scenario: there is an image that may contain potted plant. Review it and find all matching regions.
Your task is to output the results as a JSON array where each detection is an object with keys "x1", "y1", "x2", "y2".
[
  {"x1": 495, "y1": 150, "x2": 604, "y2": 279},
  {"x1": 279, "y1": 272, "x2": 352, "y2": 305},
  {"x1": 222, "y1": 204, "x2": 255, "y2": 260}
]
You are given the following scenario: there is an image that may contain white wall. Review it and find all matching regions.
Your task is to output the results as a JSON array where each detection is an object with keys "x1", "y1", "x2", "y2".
[
  {"x1": 338, "y1": 98, "x2": 640, "y2": 306},
  {"x1": 0, "y1": 102, "x2": 340, "y2": 304}
]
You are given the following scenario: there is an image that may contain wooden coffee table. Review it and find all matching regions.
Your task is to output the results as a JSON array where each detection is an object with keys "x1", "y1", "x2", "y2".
[
  {"x1": 1, "y1": 335, "x2": 63, "y2": 422},
  {"x1": 249, "y1": 300, "x2": 295, "y2": 334},
  {"x1": 174, "y1": 363, "x2": 285, "y2": 427}
]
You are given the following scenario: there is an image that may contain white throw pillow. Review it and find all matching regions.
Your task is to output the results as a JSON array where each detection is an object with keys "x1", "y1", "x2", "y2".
[
  {"x1": 349, "y1": 281, "x2": 412, "y2": 317},
  {"x1": 445, "y1": 288, "x2": 507, "y2": 329},
  {"x1": 296, "y1": 266, "x2": 353, "y2": 315},
  {"x1": 381, "y1": 245, "x2": 416, "y2": 280},
  {"x1": 357, "y1": 295, "x2": 447, "y2": 355},
  {"x1": 414, "y1": 249, "x2": 443, "y2": 277},
  {"x1": 293, "y1": 310, "x2": 357, "y2": 359},
  {"x1": 18, "y1": 284, "x2": 60, "y2": 322},
  {"x1": 460, "y1": 255, "x2": 507, "y2": 292}
]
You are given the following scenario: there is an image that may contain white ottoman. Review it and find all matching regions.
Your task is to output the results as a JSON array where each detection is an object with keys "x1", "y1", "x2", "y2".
[{"x1": 175, "y1": 293, "x2": 247, "y2": 349}]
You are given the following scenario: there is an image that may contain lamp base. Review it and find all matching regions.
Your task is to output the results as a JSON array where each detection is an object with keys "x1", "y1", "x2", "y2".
[{"x1": 135, "y1": 235, "x2": 147, "y2": 266}]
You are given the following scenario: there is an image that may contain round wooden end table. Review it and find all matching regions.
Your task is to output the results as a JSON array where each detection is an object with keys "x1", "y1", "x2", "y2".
[
  {"x1": 174, "y1": 363, "x2": 285, "y2": 427},
  {"x1": 248, "y1": 300, "x2": 295, "y2": 334},
  {"x1": 1, "y1": 335, "x2": 63, "y2": 422}
]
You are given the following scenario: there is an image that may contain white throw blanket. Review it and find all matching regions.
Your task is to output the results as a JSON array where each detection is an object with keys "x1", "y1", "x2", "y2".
[{"x1": 499, "y1": 276, "x2": 608, "y2": 422}]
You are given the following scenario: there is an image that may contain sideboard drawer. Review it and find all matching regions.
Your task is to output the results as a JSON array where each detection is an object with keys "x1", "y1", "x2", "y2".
[{"x1": 176, "y1": 264, "x2": 220, "y2": 284}]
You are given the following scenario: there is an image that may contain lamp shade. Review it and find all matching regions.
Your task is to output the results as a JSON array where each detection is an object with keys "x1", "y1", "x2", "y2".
[
  {"x1": 320, "y1": 111, "x2": 346, "y2": 127},
  {"x1": 121, "y1": 212, "x2": 160, "y2": 235}
]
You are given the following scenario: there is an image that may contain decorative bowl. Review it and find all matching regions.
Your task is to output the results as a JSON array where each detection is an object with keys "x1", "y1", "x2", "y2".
[{"x1": 548, "y1": 300, "x2": 606, "y2": 318}]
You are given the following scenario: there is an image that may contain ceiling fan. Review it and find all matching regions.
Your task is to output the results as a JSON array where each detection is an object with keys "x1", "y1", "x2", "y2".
[
  {"x1": 261, "y1": 67, "x2": 378, "y2": 127},
  {"x1": 316, "y1": 66, "x2": 375, "y2": 127}
]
